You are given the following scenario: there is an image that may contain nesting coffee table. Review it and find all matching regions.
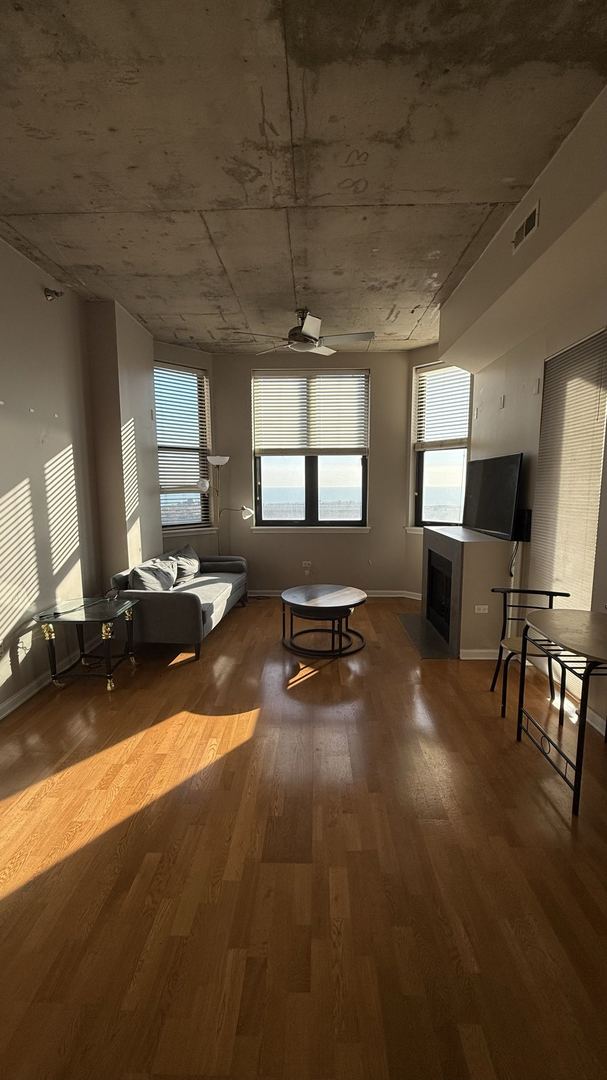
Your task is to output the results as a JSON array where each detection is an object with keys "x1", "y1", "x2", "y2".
[{"x1": 281, "y1": 584, "x2": 367, "y2": 657}]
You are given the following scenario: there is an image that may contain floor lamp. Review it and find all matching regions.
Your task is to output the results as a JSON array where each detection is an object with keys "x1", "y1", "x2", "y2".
[{"x1": 206, "y1": 454, "x2": 230, "y2": 527}]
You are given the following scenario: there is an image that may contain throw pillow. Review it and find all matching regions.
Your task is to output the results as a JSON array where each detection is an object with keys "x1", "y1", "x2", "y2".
[
  {"x1": 170, "y1": 544, "x2": 200, "y2": 581},
  {"x1": 128, "y1": 556, "x2": 178, "y2": 591}
]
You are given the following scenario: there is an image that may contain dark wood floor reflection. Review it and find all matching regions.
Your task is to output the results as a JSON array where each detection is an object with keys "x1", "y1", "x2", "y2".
[{"x1": 1, "y1": 598, "x2": 607, "y2": 1079}]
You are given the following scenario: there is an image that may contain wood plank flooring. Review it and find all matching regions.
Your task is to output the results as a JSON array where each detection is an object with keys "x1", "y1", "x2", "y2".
[{"x1": 1, "y1": 598, "x2": 607, "y2": 1079}]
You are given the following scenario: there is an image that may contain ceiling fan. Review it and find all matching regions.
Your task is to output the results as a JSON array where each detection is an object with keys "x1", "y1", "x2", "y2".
[{"x1": 233, "y1": 309, "x2": 374, "y2": 356}]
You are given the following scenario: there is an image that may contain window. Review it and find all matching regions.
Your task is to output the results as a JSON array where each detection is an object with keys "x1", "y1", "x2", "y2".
[
  {"x1": 414, "y1": 365, "x2": 471, "y2": 525},
  {"x1": 252, "y1": 370, "x2": 369, "y2": 526},
  {"x1": 153, "y1": 364, "x2": 212, "y2": 528},
  {"x1": 530, "y1": 329, "x2": 607, "y2": 608}
]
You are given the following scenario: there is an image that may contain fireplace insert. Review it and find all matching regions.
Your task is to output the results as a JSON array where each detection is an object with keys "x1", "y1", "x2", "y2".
[{"x1": 426, "y1": 550, "x2": 452, "y2": 643}]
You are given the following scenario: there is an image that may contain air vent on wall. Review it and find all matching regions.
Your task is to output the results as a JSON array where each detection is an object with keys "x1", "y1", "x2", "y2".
[{"x1": 512, "y1": 202, "x2": 539, "y2": 252}]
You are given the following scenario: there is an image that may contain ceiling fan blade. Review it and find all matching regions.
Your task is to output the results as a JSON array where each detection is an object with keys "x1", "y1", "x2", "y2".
[
  {"x1": 302, "y1": 313, "x2": 322, "y2": 339},
  {"x1": 319, "y1": 331, "x2": 375, "y2": 346},
  {"x1": 312, "y1": 345, "x2": 336, "y2": 356},
  {"x1": 256, "y1": 344, "x2": 290, "y2": 356}
]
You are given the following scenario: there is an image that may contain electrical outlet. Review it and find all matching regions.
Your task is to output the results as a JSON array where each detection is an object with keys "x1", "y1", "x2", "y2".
[
  {"x1": 302, "y1": 561, "x2": 312, "y2": 568},
  {"x1": 474, "y1": 604, "x2": 489, "y2": 614}
]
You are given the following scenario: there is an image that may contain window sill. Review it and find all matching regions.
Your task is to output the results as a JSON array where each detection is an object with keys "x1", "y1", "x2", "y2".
[
  {"x1": 162, "y1": 526, "x2": 219, "y2": 534},
  {"x1": 404, "y1": 526, "x2": 424, "y2": 535},
  {"x1": 250, "y1": 526, "x2": 372, "y2": 534}
]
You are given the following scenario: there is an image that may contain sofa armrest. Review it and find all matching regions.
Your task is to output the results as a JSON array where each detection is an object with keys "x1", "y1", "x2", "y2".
[
  {"x1": 117, "y1": 588, "x2": 204, "y2": 640},
  {"x1": 198, "y1": 555, "x2": 248, "y2": 576}
]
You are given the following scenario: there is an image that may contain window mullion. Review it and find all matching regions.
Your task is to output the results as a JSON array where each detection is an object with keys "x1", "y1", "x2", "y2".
[{"x1": 305, "y1": 456, "x2": 318, "y2": 525}]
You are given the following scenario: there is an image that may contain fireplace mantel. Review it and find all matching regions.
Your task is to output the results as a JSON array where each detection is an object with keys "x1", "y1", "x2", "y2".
[{"x1": 422, "y1": 526, "x2": 513, "y2": 659}]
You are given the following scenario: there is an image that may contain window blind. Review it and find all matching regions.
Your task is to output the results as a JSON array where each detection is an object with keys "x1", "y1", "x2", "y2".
[
  {"x1": 530, "y1": 329, "x2": 607, "y2": 609},
  {"x1": 415, "y1": 365, "x2": 471, "y2": 449},
  {"x1": 153, "y1": 364, "x2": 212, "y2": 527},
  {"x1": 252, "y1": 370, "x2": 370, "y2": 454}
]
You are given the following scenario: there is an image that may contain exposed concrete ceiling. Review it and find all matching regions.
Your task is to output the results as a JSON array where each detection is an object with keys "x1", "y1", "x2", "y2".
[{"x1": 1, "y1": 1, "x2": 606, "y2": 353}]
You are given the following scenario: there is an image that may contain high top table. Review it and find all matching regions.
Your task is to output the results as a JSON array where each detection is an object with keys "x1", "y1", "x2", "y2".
[
  {"x1": 517, "y1": 609, "x2": 607, "y2": 815},
  {"x1": 281, "y1": 584, "x2": 367, "y2": 657}
]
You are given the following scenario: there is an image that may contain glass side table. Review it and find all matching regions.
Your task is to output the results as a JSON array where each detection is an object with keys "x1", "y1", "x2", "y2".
[{"x1": 34, "y1": 596, "x2": 139, "y2": 691}]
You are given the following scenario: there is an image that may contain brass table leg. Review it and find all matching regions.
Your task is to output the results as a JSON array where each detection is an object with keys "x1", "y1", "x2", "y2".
[
  {"x1": 102, "y1": 622, "x2": 115, "y2": 690},
  {"x1": 42, "y1": 623, "x2": 64, "y2": 687},
  {"x1": 125, "y1": 606, "x2": 136, "y2": 665}
]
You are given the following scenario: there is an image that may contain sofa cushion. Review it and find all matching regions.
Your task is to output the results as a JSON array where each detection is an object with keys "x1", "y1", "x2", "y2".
[
  {"x1": 169, "y1": 543, "x2": 200, "y2": 581},
  {"x1": 171, "y1": 571, "x2": 246, "y2": 617},
  {"x1": 129, "y1": 556, "x2": 178, "y2": 592}
]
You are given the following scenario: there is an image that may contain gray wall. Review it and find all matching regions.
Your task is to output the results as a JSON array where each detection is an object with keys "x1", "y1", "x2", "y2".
[
  {"x1": 207, "y1": 348, "x2": 423, "y2": 594},
  {"x1": 0, "y1": 238, "x2": 99, "y2": 716},
  {"x1": 115, "y1": 303, "x2": 162, "y2": 571},
  {"x1": 439, "y1": 87, "x2": 607, "y2": 372},
  {"x1": 442, "y1": 92, "x2": 607, "y2": 724},
  {"x1": 88, "y1": 300, "x2": 162, "y2": 585}
]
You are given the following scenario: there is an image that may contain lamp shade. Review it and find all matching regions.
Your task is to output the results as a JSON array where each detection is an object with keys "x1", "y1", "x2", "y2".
[
  {"x1": 241, "y1": 505, "x2": 254, "y2": 520},
  {"x1": 196, "y1": 478, "x2": 211, "y2": 494},
  {"x1": 207, "y1": 454, "x2": 230, "y2": 467}
]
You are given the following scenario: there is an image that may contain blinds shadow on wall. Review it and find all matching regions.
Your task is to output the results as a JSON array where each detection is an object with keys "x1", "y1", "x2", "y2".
[{"x1": 530, "y1": 329, "x2": 607, "y2": 609}]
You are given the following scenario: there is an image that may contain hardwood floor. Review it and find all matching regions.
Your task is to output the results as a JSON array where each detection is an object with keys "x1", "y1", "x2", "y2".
[{"x1": 1, "y1": 597, "x2": 607, "y2": 1079}]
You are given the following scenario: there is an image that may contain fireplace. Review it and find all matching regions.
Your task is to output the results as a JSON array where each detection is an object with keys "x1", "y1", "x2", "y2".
[{"x1": 426, "y1": 550, "x2": 452, "y2": 643}]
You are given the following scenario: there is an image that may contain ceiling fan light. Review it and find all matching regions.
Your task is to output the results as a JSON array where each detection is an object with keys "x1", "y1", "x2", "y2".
[{"x1": 288, "y1": 340, "x2": 316, "y2": 352}]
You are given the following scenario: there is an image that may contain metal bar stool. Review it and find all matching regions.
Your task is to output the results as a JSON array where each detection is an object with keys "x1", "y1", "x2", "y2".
[{"x1": 490, "y1": 587, "x2": 570, "y2": 717}]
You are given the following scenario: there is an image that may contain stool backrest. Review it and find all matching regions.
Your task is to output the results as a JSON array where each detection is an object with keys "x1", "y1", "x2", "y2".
[{"x1": 491, "y1": 588, "x2": 571, "y2": 643}]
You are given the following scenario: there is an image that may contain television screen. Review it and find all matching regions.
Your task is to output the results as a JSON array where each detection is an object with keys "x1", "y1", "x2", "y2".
[{"x1": 463, "y1": 453, "x2": 523, "y2": 540}]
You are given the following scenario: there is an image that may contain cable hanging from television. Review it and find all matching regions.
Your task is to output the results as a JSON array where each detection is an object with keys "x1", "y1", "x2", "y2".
[{"x1": 508, "y1": 541, "x2": 520, "y2": 579}]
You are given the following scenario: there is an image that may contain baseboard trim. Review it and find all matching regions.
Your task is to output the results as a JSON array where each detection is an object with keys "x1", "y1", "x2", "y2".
[
  {"x1": 459, "y1": 648, "x2": 499, "y2": 661},
  {"x1": 588, "y1": 706, "x2": 606, "y2": 737},
  {"x1": 0, "y1": 667, "x2": 52, "y2": 721},
  {"x1": 0, "y1": 642, "x2": 100, "y2": 721},
  {"x1": 249, "y1": 589, "x2": 422, "y2": 600}
]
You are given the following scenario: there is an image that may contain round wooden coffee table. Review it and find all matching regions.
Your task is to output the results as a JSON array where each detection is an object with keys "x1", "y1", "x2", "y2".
[{"x1": 281, "y1": 584, "x2": 367, "y2": 657}]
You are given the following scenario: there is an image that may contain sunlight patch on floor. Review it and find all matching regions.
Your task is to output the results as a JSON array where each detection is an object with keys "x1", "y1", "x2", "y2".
[{"x1": 0, "y1": 706, "x2": 260, "y2": 900}]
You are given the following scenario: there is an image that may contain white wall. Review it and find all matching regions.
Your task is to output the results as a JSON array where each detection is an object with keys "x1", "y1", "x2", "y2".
[
  {"x1": 205, "y1": 348, "x2": 425, "y2": 595},
  {"x1": 0, "y1": 238, "x2": 98, "y2": 716}
]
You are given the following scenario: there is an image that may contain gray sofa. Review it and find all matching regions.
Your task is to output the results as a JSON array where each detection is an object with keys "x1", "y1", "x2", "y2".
[{"x1": 111, "y1": 555, "x2": 247, "y2": 658}]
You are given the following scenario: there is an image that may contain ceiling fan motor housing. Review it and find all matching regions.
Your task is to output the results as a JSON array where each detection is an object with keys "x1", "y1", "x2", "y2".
[{"x1": 288, "y1": 325, "x2": 316, "y2": 347}]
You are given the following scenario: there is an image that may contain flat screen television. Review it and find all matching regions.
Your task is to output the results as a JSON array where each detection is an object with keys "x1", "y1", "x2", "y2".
[{"x1": 463, "y1": 453, "x2": 523, "y2": 540}]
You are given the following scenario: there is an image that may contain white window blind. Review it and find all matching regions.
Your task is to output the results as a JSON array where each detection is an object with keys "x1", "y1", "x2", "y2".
[
  {"x1": 530, "y1": 330, "x2": 607, "y2": 609},
  {"x1": 153, "y1": 364, "x2": 212, "y2": 527},
  {"x1": 415, "y1": 365, "x2": 471, "y2": 449},
  {"x1": 252, "y1": 370, "x2": 370, "y2": 454}
]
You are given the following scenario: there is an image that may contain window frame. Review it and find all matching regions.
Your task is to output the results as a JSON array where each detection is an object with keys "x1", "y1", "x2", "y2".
[
  {"x1": 412, "y1": 363, "x2": 472, "y2": 528},
  {"x1": 253, "y1": 454, "x2": 368, "y2": 528},
  {"x1": 252, "y1": 368, "x2": 370, "y2": 529},
  {"x1": 153, "y1": 361, "x2": 213, "y2": 532}
]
